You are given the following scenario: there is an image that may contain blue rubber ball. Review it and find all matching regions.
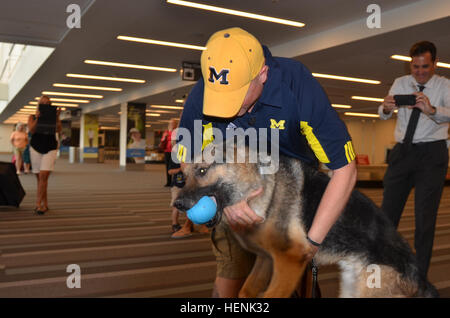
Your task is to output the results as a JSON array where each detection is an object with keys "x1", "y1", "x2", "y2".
[{"x1": 187, "y1": 196, "x2": 217, "y2": 225}]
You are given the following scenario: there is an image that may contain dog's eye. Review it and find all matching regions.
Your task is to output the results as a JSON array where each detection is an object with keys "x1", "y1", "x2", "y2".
[{"x1": 198, "y1": 167, "x2": 208, "y2": 176}]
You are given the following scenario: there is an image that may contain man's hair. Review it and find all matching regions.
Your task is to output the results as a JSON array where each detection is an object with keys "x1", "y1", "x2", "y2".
[{"x1": 409, "y1": 41, "x2": 437, "y2": 62}]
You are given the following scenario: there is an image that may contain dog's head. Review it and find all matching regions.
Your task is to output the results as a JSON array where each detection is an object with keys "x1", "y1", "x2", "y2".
[{"x1": 173, "y1": 142, "x2": 264, "y2": 228}]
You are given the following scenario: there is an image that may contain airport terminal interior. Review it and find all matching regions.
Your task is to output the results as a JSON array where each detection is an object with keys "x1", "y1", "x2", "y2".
[{"x1": 0, "y1": 0, "x2": 449, "y2": 298}]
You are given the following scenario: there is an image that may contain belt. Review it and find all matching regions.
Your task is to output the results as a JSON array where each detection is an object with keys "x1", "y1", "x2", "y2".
[{"x1": 411, "y1": 140, "x2": 446, "y2": 147}]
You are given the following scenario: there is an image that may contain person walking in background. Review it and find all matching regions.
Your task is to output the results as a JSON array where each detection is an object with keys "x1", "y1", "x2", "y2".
[
  {"x1": 88, "y1": 128, "x2": 94, "y2": 148},
  {"x1": 10, "y1": 122, "x2": 29, "y2": 175},
  {"x1": 168, "y1": 125, "x2": 209, "y2": 238},
  {"x1": 22, "y1": 127, "x2": 32, "y2": 174},
  {"x1": 160, "y1": 119, "x2": 177, "y2": 187},
  {"x1": 379, "y1": 41, "x2": 450, "y2": 278},
  {"x1": 168, "y1": 156, "x2": 186, "y2": 235},
  {"x1": 27, "y1": 95, "x2": 62, "y2": 215}
]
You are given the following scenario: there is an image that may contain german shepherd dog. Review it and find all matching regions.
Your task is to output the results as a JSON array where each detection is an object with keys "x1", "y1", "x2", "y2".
[{"x1": 174, "y1": 144, "x2": 438, "y2": 298}]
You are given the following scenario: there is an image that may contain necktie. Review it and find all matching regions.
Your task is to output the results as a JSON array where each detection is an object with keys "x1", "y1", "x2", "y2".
[{"x1": 402, "y1": 85, "x2": 425, "y2": 146}]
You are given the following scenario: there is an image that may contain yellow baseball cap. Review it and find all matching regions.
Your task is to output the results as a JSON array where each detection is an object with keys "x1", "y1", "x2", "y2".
[{"x1": 201, "y1": 27, "x2": 264, "y2": 118}]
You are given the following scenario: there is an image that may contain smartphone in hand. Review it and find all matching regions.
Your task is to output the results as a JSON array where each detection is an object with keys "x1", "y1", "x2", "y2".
[{"x1": 394, "y1": 95, "x2": 416, "y2": 106}]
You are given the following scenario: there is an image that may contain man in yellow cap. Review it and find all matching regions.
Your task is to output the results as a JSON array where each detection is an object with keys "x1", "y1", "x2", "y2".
[{"x1": 176, "y1": 27, "x2": 357, "y2": 297}]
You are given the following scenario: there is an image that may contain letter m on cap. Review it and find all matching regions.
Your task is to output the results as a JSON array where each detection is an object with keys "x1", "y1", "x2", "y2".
[{"x1": 208, "y1": 67, "x2": 229, "y2": 85}]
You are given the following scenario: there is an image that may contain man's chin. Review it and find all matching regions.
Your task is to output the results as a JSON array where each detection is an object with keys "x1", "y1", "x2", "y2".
[{"x1": 414, "y1": 75, "x2": 432, "y2": 85}]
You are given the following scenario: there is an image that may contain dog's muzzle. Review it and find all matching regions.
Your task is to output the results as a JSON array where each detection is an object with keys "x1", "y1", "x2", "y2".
[{"x1": 174, "y1": 195, "x2": 222, "y2": 228}]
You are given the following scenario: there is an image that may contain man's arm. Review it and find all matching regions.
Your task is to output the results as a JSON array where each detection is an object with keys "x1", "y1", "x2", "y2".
[
  {"x1": 414, "y1": 84, "x2": 450, "y2": 123},
  {"x1": 378, "y1": 78, "x2": 402, "y2": 120},
  {"x1": 378, "y1": 96, "x2": 396, "y2": 120},
  {"x1": 429, "y1": 105, "x2": 450, "y2": 123},
  {"x1": 307, "y1": 160, "x2": 357, "y2": 250}
]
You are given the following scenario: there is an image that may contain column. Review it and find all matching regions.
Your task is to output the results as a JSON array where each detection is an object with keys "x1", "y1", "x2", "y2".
[
  {"x1": 79, "y1": 111, "x2": 85, "y2": 163},
  {"x1": 119, "y1": 103, "x2": 127, "y2": 169}
]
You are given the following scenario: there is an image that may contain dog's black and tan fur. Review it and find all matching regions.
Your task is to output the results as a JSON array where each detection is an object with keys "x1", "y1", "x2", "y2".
[{"x1": 174, "y1": 144, "x2": 438, "y2": 298}]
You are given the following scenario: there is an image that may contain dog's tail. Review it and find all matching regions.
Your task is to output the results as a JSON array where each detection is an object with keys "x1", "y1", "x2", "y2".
[
  {"x1": 417, "y1": 279, "x2": 440, "y2": 298},
  {"x1": 403, "y1": 260, "x2": 439, "y2": 298}
]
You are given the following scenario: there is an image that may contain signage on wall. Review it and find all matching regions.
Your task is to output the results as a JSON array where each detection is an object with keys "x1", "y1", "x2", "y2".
[{"x1": 181, "y1": 61, "x2": 201, "y2": 81}]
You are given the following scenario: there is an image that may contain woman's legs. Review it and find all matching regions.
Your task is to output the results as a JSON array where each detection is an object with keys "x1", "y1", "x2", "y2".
[
  {"x1": 171, "y1": 207, "x2": 179, "y2": 225},
  {"x1": 30, "y1": 147, "x2": 51, "y2": 212},
  {"x1": 38, "y1": 170, "x2": 51, "y2": 209},
  {"x1": 164, "y1": 152, "x2": 172, "y2": 186},
  {"x1": 35, "y1": 173, "x2": 41, "y2": 208},
  {"x1": 35, "y1": 171, "x2": 50, "y2": 211},
  {"x1": 15, "y1": 152, "x2": 23, "y2": 174}
]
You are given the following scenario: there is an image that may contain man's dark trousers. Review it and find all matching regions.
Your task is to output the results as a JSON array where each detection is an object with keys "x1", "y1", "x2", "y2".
[
  {"x1": 164, "y1": 152, "x2": 172, "y2": 186},
  {"x1": 382, "y1": 140, "x2": 449, "y2": 277}
]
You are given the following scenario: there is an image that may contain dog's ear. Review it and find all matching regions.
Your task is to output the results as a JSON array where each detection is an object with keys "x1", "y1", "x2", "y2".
[{"x1": 202, "y1": 143, "x2": 216, "y2": 162}]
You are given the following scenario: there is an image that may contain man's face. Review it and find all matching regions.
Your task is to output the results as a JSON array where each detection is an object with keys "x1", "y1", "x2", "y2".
[
  {"x1": 410, "y1": 52, "x2": 436, "y2": 85},
  {"x1": 237, "y1": 79, "x2": 263, "y2": 116},
  {"x1": 236, "y1": 65, "x2": 269, "y2": 117}
]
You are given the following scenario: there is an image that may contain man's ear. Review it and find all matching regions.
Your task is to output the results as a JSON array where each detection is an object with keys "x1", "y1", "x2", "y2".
[{"x1": 258, "y1": 65, "x2": 269, "y2": 84}]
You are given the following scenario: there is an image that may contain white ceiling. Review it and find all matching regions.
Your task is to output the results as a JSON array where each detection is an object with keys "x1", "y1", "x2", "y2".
[
  {"x1": 0, "y1": 0, "x2": 449, "y2": 130},
  {"x1": 0, "y1": 0, "x2": 95, "y2": 46}
]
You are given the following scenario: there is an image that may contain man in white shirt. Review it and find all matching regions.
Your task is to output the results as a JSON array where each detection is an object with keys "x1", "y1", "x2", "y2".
[{"x1": 378, "y1": 41, "x2": 450, "y2": 279}]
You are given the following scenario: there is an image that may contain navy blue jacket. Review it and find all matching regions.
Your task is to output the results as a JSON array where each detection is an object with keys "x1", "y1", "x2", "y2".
[{"x1": 177, "y1": 46, "x2": 355, "y2": 170}]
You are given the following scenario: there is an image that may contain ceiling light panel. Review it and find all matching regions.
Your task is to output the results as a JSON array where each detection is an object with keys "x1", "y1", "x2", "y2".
[
  {"x1": 42, "y1": 91, "x2": 103, "y2": 98},
  {"x1": 331, "y1": 104, "x2": 352, "y2": 109},
  {"x1": 84, "y1": 60, "x2": 176, "y2": 72},
  {"x1": 390, "y1": 55, "x2": 449, "y2": 69},
  {"x1": 53, "y1": 83, "x2": 122, "y2": 92},
  {"x1": 312, "y1": 73, "x2": 381, "y2": 84},
  {"x1": 351, "y1": 96, "x2": 384, "y2": 102},
  {"x1": 50, "y1": 103, "x2": 79, "y2": 107},
  {"x1": 166, "y1": 0, "x2": 305, "y2": 27},
  {"x1": 35, "y1": 97, "x2": 90, "y2": 103},
  {"x1": 66, "y1": 73, "x2": 146, "y2": 83},
  {"x1": 344, "y1": 112, "x2": 380, "y2": 118},
  {"x1": 146, "y1": 110, "x2": 177, "y2": 114},
  {"x1": 150, "y1": 105, "x2": 184, "y2": 110},
  {"x1": 117, "y1": 35, "x2": 206, "y2": 51}
]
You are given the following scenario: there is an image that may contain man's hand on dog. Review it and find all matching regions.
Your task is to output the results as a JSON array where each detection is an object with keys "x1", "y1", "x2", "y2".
[{"x1": 224, "y1": 187, "x2": 264, "y2": 232}]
